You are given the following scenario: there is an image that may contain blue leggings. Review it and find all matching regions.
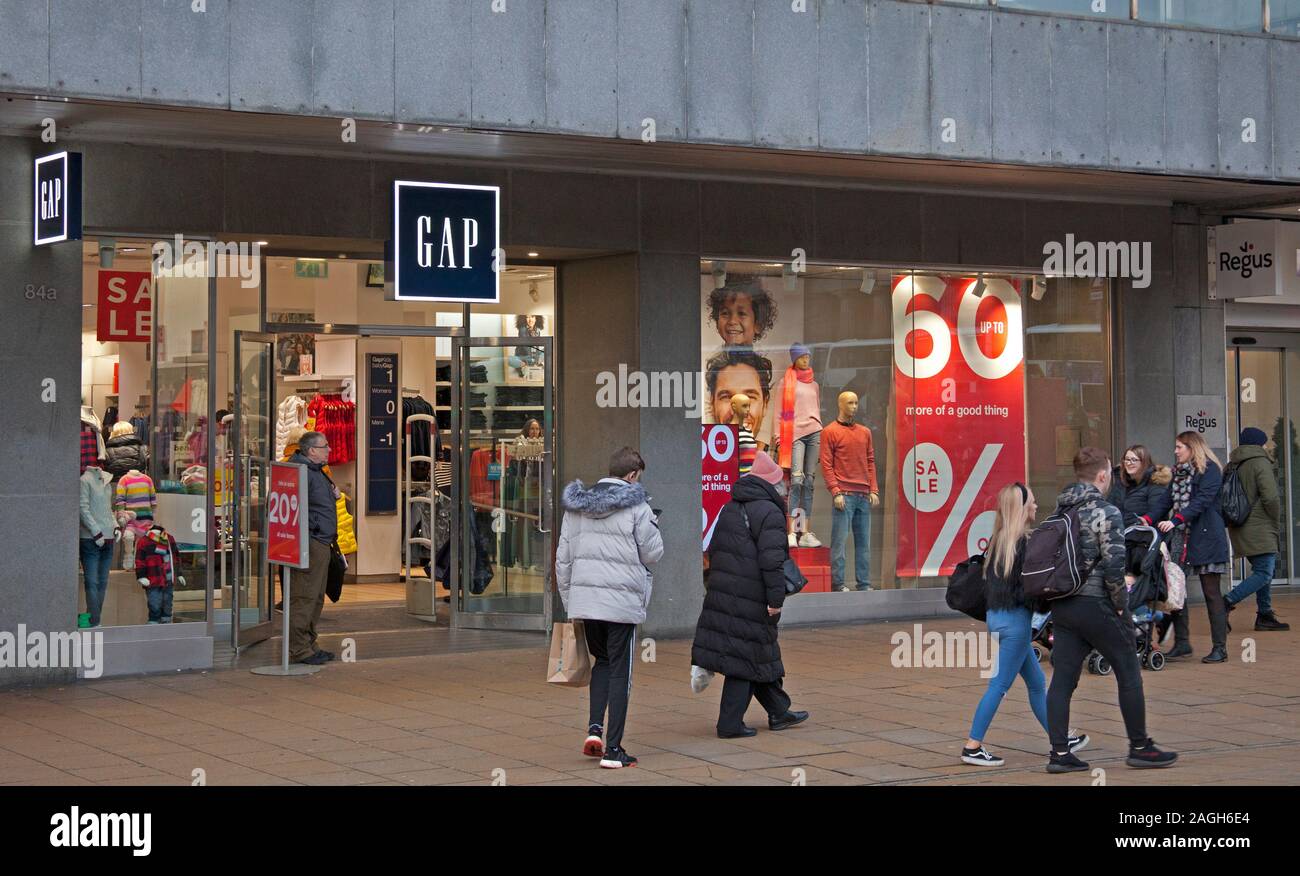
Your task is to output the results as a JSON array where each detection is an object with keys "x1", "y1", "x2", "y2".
[{"x1": 968, "y1": 607, "x2": 1048, "y2": 742}]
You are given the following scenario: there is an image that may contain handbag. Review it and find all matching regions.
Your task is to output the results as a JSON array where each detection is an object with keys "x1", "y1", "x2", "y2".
[
  {"x1": 739, "y1": 504, "x2": 807, "y2": 595},
  {"x1": 325, "y1": 539, "x2": 346, "y2": 603},
  {"x1": 1156, "y1": 543, "x2": 1187, "y2": 612},
  {"x1": 546, "y1": 620, "x2": 592, "y2": 686},
  {"x1": 946, "y1": 553, "x2": 988, "y2": 621}
]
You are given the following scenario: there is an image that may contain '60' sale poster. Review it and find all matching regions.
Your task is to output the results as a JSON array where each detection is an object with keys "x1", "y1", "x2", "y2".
[{"x1": 893, "y1": 275, "x2": 1026, "y2": 577}]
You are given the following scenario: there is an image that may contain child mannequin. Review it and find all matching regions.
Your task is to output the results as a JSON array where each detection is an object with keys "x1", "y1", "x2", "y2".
[
  {"x1": 136, "y1": 524, "x2": 184, "y2": 624},
  {"x1": 773, "y1": 344, "x2": 822, "y2": 548}
]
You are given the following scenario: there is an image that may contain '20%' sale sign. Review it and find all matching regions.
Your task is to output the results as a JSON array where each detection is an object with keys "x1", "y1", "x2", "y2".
[{"x1": 893, "y1": 275, "x2": 1026, "y2": 578}]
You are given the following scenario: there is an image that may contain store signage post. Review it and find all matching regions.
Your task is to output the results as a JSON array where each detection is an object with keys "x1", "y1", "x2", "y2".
[
  {"x1": 252, "y1": 461, "x2": 319, "y2": 676},
  {"x1": 391, "y1": 180, "x2": 500, "y2": 302},
  {"x1": 367, "y1": 353, "x2": 399, "y2": 514},
  {"x1": 33, "y1": 151, "x2": 82, "y2": 246}
]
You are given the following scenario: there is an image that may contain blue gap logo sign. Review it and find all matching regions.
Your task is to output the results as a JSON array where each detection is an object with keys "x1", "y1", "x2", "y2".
[{"x1": 392, "y1": 181, "x2": 500, "y2": 302}]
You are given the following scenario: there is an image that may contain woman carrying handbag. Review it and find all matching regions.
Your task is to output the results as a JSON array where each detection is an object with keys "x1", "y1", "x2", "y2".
[{"x1": 691, "y1": 451, "x2": 810, "y2": 739}]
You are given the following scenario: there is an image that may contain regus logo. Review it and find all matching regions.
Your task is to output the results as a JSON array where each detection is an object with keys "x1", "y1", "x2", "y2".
[{"x1": 1219, "y1": 241, "x2": 1273, "y2": 280}]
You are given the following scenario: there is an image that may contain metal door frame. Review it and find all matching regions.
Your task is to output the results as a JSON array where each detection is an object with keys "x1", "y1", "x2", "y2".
[
  {"x1": 1227, "y1": 333, "x2": 1295, "y2": 585},
  {"x1": 231, "y1": 330, "x2": 277, "y2": 649},
  {"x1": 451, "y1": 335, "x2": 555, "y2": 632}
]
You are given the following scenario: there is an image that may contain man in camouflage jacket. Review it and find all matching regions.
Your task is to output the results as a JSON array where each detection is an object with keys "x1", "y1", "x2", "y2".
[
  {"x1": 1043, "y1": 447, "x2": 1177, "y2": 774},
  {"x1": 1054, "y1": 480, "x2": 1128, "y2": 612}
]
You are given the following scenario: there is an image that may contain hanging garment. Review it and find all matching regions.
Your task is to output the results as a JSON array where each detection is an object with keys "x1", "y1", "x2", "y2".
[
  {"x1": 80, "y1": 420, "x2": 102, "y2": 474},
  {"x1": 186, "y1": 417, "x2": 208, "y2": 466},
  {"x1": 275, "y1": 395, "x2": 309, "y2": 461},
  {"x1": 336, "y1": 492, "x2": 358, "y2": 555},
  {"x1": 433, "y1": 505, "x2": 494, "y2": 594},
  {"x1": 129, "y1": 415, "x2": 150, "y2": 442},
  {"x1": 101, "y1": 405, "x2": 119, "y2": 439},
  {"x1": 401, "y1": 395, "x2": 436, "y2": 481},
  {"x1": 306, "y1": 393, "x2": 356, "y2": 464},
  {"x1": 407, "y1": 496, "x2": 433, "y2": 567}
]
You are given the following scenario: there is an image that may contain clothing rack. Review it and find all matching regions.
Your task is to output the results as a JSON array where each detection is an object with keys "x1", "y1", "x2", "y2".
[{"x1": 403, "y1": 412, "x2": 439, "y2": 623}]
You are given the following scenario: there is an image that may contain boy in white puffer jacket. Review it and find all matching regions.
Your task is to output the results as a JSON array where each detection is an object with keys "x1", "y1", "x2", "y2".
[{"x1": 556, "y1": 446, "x2": 664, "y2": 769}]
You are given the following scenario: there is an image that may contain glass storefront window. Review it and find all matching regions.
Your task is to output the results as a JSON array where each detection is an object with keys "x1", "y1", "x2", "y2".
[
  {"x1": 700, "y1": 261, "x2": 1113, "y2": 595},
  {"x1": 79, "y1": 238, "x2": 212, "y2": 628},
  {"x1": 1272, "y1": 0, "x2": 1300, "y2": 35},
  {"x1": 1136, "y1": 0, "x2": 1265, "y2": 32},
  {"x1": 996, "y1": 0, "x2": 1129, "y2": 19}
]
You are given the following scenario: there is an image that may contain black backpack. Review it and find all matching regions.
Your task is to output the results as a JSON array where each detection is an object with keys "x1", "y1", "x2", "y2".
[
  {"x1": 945, "y1": 554, "x2": 987, "y2": 621},
  {"x1": 1021, "y1": 508, "x2": 1088, "y2": 601},
  {"x1": 1219, "y1": 461, "x2": 1255, "y2": 528}
]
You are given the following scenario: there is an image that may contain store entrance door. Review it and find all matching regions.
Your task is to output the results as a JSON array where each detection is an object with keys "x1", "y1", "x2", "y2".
[
  {"x1": 230, "y1": 331, "x2": 277, "y2": 649},
  {"x1": 451, "y1": 336, "x2": 555, "y2": 631},
  {"x1": 1226, "y1": 334, "x2": 1300, "y2": 586}
]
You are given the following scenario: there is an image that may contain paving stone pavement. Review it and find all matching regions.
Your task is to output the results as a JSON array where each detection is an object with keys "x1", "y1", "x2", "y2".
[{"x1": 1, "y1": 595, "x2": 1297, "y2": 786}]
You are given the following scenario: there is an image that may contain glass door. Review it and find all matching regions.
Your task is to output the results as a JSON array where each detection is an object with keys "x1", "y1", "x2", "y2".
[
  {"x1": 451, "y1": 336, "x2": 554, "y2": 631},
  {"x1": 1226, "y1": 338, "x2": 1294, "y2": 583},
  {"x1": 231, "y1": 331, "x2": 276, "y2": 648}
]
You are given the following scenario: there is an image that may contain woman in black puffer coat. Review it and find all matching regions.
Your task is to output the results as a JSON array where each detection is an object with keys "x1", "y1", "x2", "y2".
[{"x1": 692, "y1": 451, "x2": 808, "y2": 739}]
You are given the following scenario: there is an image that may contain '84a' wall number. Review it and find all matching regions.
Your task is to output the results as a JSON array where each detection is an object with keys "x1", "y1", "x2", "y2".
[{"x1": 24, "y1": 285, "x2": 57, "y2": 300}]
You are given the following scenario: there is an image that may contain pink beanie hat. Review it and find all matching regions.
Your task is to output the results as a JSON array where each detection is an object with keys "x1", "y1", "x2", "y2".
[{"x1": 748, "y1": 450, "x2": 784, "y2": 486}]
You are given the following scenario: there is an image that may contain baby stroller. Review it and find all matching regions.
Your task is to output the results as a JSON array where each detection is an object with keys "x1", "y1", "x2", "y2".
[
  {"x1": 1030, "y1": 610, "x2": 1053, "y2": 663},
  {"x1": 1085, "y1": 523, "x2": 1168, "y2": 675}
]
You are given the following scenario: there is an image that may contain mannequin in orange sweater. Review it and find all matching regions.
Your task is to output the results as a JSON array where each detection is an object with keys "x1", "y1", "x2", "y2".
[{"x1": 820, "y1": 391, "x2": 879, "y2": 591}]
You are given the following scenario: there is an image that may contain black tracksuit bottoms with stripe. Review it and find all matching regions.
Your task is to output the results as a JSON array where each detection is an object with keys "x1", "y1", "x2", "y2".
[{"x1": 584, "y1": 620, "x2": 636, "y2": 751}]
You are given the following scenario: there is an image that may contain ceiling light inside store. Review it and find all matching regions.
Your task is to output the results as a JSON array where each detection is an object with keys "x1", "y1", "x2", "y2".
[
  {"x1": 120, "y1": 247, "x2": 137, "y2": 253},
  {"x1": 782, "y1": 264, "x2": 798, "y2": 292},
  {"x1": 98, "y1": 239, "x2": 116, "y2": 269},
  {"x1": 712, "y1": 261, "x2": 728, "y2": 289},
  {"x1": 859, "y1": 274, "x2": 876, "y2": 296},
  {"x1": 528, "y1": 282, "x2": 539, "y2": 302},
  {"x1": 1031, "y1": 276, "x2": 1047, "y2": 301},
  {"x1": 527, "y1": 251, "x2": 539, "y2": 258},
  {"x1": 971, "y1": 274, "x2": 987, "y2": 297},
  {"x1": 255, "y1": 240, "x2": 269, "y2": 246}
]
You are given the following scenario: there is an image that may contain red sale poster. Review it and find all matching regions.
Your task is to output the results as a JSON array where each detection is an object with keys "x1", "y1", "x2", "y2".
[
  {"x1": 893, "y1": 275, "x2": 1026, "y2": 577},
  {"x1": 96, "y1": 270, "x2": 153, "y2": 343},
  {"x1": 701, "y1": 424, "x2": 739, "y2": 551}
]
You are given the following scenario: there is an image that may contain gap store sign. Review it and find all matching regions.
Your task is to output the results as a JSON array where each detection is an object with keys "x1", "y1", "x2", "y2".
[
  {"x1": 33, "y1": 151, "x2": 82, "y2": 246},
  {"x1": 392, "y1": 180, "x2": 500, "y2": 302}
]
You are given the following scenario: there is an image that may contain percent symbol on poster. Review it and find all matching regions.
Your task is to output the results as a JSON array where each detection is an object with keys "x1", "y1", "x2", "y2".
[{"x1": 916, "y1": 442, "x2": 1002, "y2": 577}]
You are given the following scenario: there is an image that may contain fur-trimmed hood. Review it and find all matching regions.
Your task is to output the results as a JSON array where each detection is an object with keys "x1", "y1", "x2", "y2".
[
  {"x1": 1148, "y1": 464, "x2": 1172, "y2": 487},
  {"x1": 562, "y1": 478, "x2": 648, "y2": 519}
]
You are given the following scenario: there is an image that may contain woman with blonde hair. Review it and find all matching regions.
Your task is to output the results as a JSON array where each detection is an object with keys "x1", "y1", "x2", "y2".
[
  {"x1": 1157, "y1": 431, "x2": 1231, "y2": 662},
  {"x1": 961, "y1": 482, "x2": 1088, "y2": 767}
]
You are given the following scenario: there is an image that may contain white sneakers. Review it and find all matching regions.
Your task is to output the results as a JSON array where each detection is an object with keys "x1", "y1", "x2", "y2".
[
  {"x1": 799, "y1": 532, "x2": 822, "y2": 548},
  {"x1": 788, "y1": 532, "x2": 798, "y2": 548}
]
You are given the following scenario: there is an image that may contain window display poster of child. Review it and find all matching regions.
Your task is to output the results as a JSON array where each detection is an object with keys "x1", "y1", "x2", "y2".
[{"x1": 700, "y1": 274, "x2": 805, "y2": 443}]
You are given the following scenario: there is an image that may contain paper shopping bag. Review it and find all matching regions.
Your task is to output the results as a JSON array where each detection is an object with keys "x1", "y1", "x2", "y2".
[{"x1": 546, "y1": 620, "x2": 592, "y2": 687}]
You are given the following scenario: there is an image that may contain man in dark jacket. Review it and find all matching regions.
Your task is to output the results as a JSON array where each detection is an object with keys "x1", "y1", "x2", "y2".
[
  {"x1": 1224, "y1": 428, "x2": 1290, "y2": 631},
  {"x1": 692, "y1": 451, "x2": 808, "y2": 739},
  {"x1": 288, "y1": 431, "x2": 338, "y2": 666},
  {"x1": 1045, "y1": 447, "x2": 1177, "y2": 773}
]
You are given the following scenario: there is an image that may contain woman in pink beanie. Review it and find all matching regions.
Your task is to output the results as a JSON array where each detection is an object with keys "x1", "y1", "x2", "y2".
[{"x1": 691, "y1": 451, "x2": 809, "y2": 738}]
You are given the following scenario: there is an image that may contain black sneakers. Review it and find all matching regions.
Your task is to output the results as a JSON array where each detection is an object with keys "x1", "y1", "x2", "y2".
[
  {"x1": 768, "y1": 710, "x2": 810, "y2": 731},
  {"x1": 582, "y1": 724, "x2": 604, "y2": 758},
  {"x1": 599, "y1": 747, "x2": 637, "y2": 769},
  {"x1": 1164, "y1": 641, "x2": 1193, "y2": 659},
  {"x1": 297, "y1": 651, "x2": 328, "y2": 665},
  {"x1": 1046, "y1": 751, "x2": 1090, "y2": 773},
  {"x1": 313, "y1": 649, "x2": 336, "y2": 662},
  {"x1": 961, "y1": 746, "x2": 1004, "y2": 767},
  {"x1": 1067, "y1": 731, "x2": 1090, "y2": 753},
  {"x1": 1127, "y1": 738, "x2": 1178, "y2": 769}
]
